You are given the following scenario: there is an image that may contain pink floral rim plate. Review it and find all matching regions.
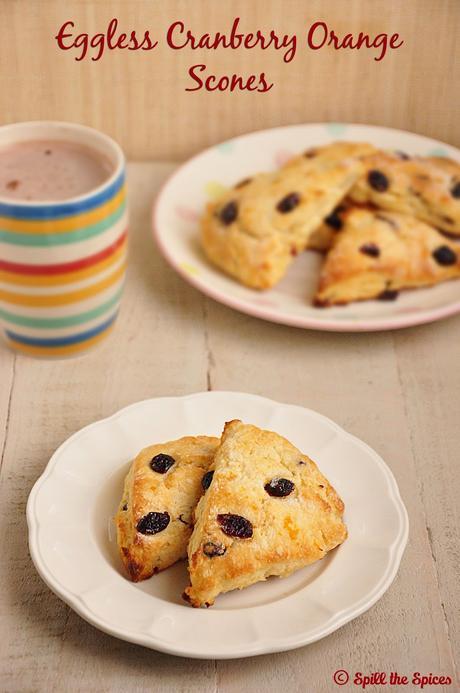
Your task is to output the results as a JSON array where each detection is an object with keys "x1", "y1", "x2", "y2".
[{"x1": 152, "y1": 123, "x2": 460, "y2": 332}]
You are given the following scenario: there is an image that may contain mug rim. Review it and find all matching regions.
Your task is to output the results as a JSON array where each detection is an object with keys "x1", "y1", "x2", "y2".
[{"x1": 0, "y1": 120, "x2": 125, "y2": 208}]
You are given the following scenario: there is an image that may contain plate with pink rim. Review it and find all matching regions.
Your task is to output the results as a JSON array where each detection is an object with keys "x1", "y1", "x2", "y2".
[
  {"x1": 152, "y1": 123, "x2": 460, "y2": 331},
  {"x1": 27, "y1": 391, "x2": 408, "y2": 659}
]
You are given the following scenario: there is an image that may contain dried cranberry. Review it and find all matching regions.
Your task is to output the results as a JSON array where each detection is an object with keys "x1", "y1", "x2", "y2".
[
  {"x1": 359, "y1": 243, "x2": 380, "y2": 258},
  {"x1": 217, "y1": 513, "x2": 253, "y2": 539},
  {"x1": 368, "y1": 170, "x2": 389, "y2": 192},
  {"x1": 378, "y1": 289, "x2": 399, "y2": 301},
  {"x1": 264, "y1": 478, "x2": 295, "y2": 497},
  {"x1": 150, "y1": 453, "x2": 175, "y2": 474},
  {"x1": 203, "y1": 541, "x2": 226, "y2": 557},
  {"x1": 324, "y1": 208, "x2": 343, "y2": 231},
  {"x1": 136, "y1": 512, "x2": 170, "y2": 535},
  {"x1": 450, "y1": 181, "x2": 460, "y2": 199},
  {"x1": 220, "y1": 201, "x2": 238, "y2": 225},
  {"x1": 201, "y1": 470, "x2": 214, "y2": 491},
  {"x1": 277, "y1": 192, "x2": 301, "y2": 213},
  {"x1": 432, "y1": 245, "x2": 457, "y2": 266}
]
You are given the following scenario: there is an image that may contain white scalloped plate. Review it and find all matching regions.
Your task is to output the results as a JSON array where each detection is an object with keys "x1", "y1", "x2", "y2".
[
  {"x1": 153, "y1": 123, "x2": 460, "y2": 331},
  {"x1": 27, "y1": 391, "x2": 408, "y2": 659}
]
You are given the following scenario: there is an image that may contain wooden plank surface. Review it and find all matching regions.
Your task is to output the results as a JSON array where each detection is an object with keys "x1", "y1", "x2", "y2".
[
  {"x1": 0, "y1": 163, "x2": 458, "y2": 692},
  {"x1": 0, "y1": 0, "x2": 459, "y2": 160}
]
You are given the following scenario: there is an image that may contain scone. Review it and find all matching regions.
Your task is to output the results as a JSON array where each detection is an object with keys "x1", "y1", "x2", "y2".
[
  {"x1": 116, "y1": 435, "x2": 219, "y2": 581},
  {"x1": 183, "y1": 420, "x2": 347, "y2": 607},
  {"x1": 200, "y1": 142, "x2": 375, "y2": 289},
  {"x1": 349, "y1": 150, "x2": 460, "y2": 235},
  {"x1": 314, "y1": 207, "x2": 460, "y2": 306}
]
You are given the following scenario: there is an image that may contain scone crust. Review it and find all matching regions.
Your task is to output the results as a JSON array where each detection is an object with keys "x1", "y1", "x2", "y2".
[
  {"x1": 314, "y1": 207, "x2": 460, "y2": 306},
  {"x1": 184, "y1": 420, "x2": 347, "y2": 607},
  {"x1": 201, "y1": 142, "x2": 375, "y2": 289},
  {"x1": 116, "y1": 435, "x2": 219, "y2": 581},
  {"x1": 349, "y1": 151, "x2": 460, "y2": 234}
]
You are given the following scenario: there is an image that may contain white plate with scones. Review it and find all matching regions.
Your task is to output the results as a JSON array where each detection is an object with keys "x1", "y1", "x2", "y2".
[
  {"x1": 27, "y1": 391, "x2": 408, "y2": 659},
  {"x1": 153, "y1": 123, "x2": 460, "y2": 331}
]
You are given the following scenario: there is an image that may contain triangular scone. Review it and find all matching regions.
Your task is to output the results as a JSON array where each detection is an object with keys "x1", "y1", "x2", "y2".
[
  {"x1": 183, "y1": 420, "x2": 347, "y2": 607},
  {"x1": 349, "y1": 150, "x2": 460, "y2": 234},
  {"x1": 116, "y1": 436, "x2": 219, "y2": 581},
  {"x1": 314, "y1": 207, "x2": 460, "y2": 306},
  {"x1": 200, "y1": 142, "x2": 375, "y2": 289}
]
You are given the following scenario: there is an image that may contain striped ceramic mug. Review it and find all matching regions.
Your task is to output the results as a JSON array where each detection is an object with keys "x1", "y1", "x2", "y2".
[{"x1": 0, "y1": 121, "x2": 127, "y2": 357}]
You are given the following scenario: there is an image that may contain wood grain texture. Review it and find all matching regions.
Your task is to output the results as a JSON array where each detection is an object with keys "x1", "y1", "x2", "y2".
[
  {"x1": 0, "y1": 350, "x2": 15, "y2": 475},
  {"x1": 0, "y1": 163, "x2": 458, "y2": 692},
  {"x1": 393, "y1": 321, "x2": 460, "y2": 669},
  {"x1": 0, "y1": 0, "x2": 459, "y2": 160}
]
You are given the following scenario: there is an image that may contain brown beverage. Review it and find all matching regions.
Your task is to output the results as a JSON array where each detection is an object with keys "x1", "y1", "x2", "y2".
[{"x1": 0, "y1": 139, "x2": 113, "y2": 201}]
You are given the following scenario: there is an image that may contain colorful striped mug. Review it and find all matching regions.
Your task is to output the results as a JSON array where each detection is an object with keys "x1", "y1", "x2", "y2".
[{"x1": 0, "y1": 121, "x2": 127, "y2": 357}]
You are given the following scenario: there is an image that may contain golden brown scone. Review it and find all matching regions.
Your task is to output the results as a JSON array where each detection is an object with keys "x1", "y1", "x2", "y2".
[
  {"x1": 116, "y1": 436, "x2": 219, "y2": 581},
  {"x1": 183, "y1": 420, "x2": 347, "y2": 607},
  {"x1": 200, "y1": 142, "x2": 375, "y2": 289},
  {"x1": 314, "y1": 207, "x2": 460, "y2": 306},
  {"x1": 349, "y1": 150, "x2": 460, "y2": 234}
]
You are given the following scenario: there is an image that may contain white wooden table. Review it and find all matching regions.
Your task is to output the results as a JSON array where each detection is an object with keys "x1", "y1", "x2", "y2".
[{"x1": 1, "y1": 163, "x2": 458, "y2": 692}]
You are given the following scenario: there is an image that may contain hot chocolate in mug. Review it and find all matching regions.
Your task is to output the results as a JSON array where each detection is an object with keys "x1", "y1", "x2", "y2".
[{"x1": 0, "y1": 121, "x2": 127, "y2": 357}]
